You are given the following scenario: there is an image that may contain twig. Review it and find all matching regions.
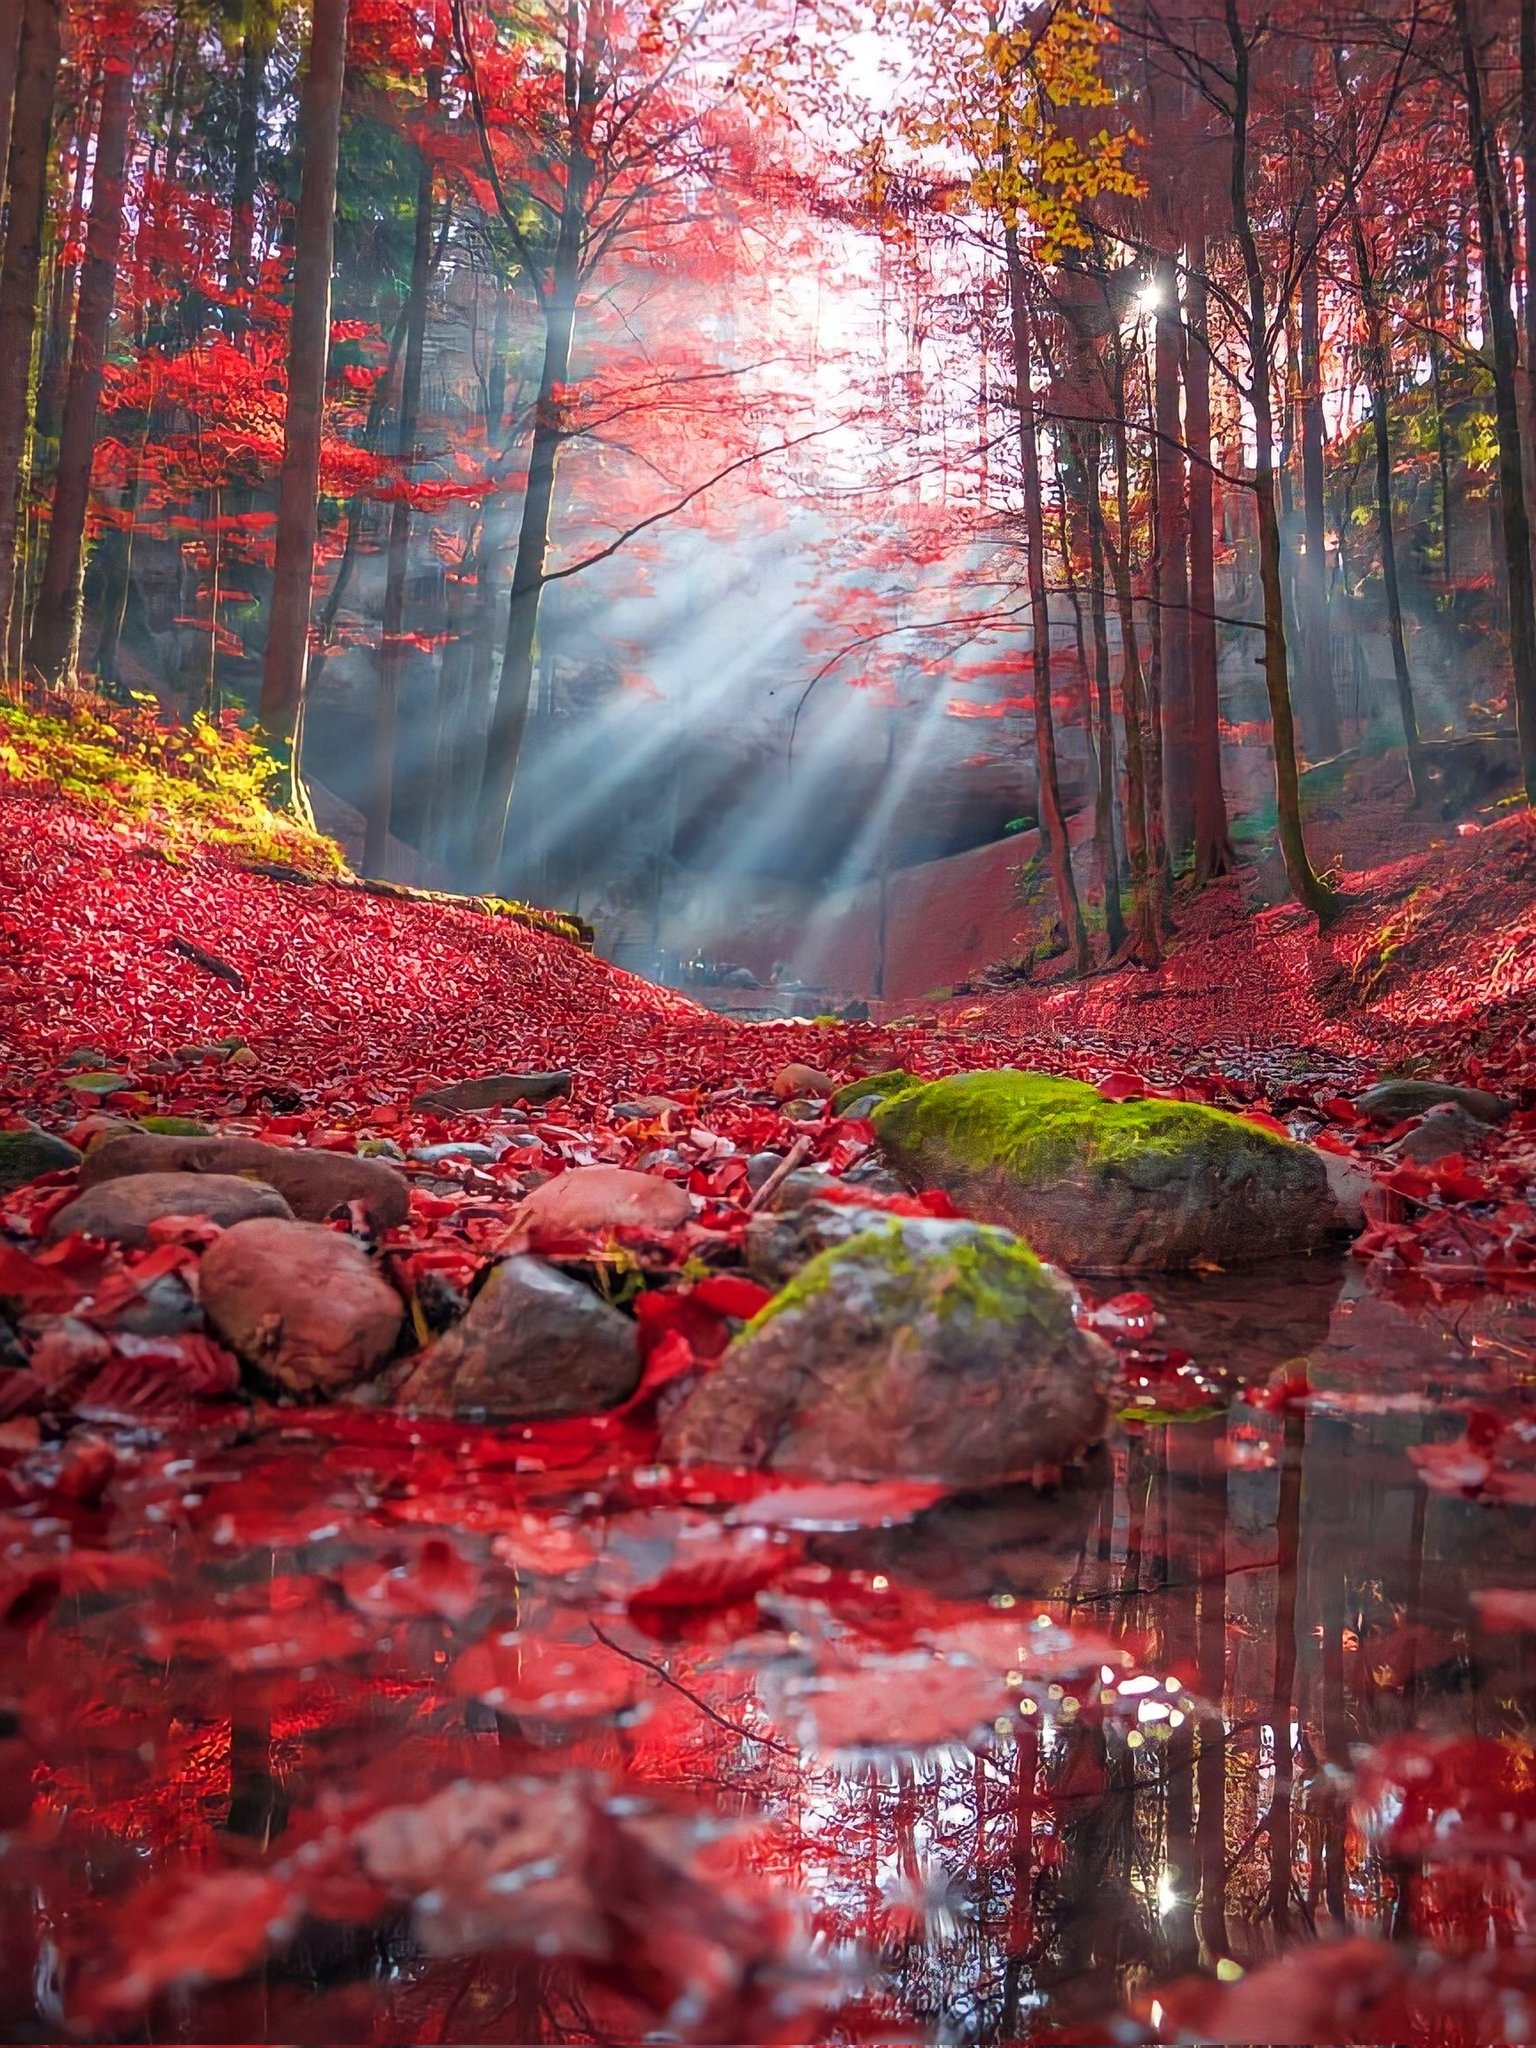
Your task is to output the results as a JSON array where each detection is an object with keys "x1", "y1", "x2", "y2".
[{"x1": 746, "y1": 1135, "x2": 815, "y2": 1215}]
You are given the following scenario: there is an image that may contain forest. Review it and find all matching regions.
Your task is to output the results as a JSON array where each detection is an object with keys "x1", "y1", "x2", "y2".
[{"x1": 3, "y1": 0, "x2": 1536, "y2": 2042}]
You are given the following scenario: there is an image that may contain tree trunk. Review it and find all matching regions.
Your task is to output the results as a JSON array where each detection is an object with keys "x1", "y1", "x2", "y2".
[
  {"x1": 258, "y1": 0, "x2": 350, "y2": 740},
  {"x1": 0, "y1": 0, "x2": 61, "y2": 666},
  {"x1": 226, "y1": 22, "x2": 270, "y2": 336},
  {"x1": 472, "y1": 126, "x2": 592, "y2": 884},
  {"x1": 1184, "y1": 236, "x2": 1233, "y2": 880},
  {"x1": 362, "y1": 70, "x2": 437, "y2": 877},
  {"x1": 1458, "y1": 0, "x2": 1536, "y2": 802},
  {"x1": 1154, "y1": 250, "x2": 1195, "y2": 861},
  {"x1": 1080, "y1": 423, "x2": 1126, "y2": 953},
  {"x1": 1106, "y1": 396, "x2": 1161, "y2": 967},
  {"x1": 28, "y1": 41, "x2": 134, "y2": 685},
  {"x1": 1297, "y1": 217, "x2": 1342, "y2": 756},
  {"x1": 0, "y1": 4, "x2": 20, "y2": 225},
  {"x1": 1346, "y1": 177, "x2": 1424, "y2": 802},
  {"x1": 1225, "y1": 0, "x2": 1339, "y2": 920},
  {"x1": 1005, "y1": 226, "x2": 1088, "y2": 975}
]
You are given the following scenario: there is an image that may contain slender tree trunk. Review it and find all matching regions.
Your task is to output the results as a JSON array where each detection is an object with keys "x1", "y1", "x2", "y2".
[
  {"x1": 1155, "y1": 250, "x2": 1195, "y2": 861},
  {"x1": 28, "y1": 42, "x2": 134, "y2": 685},
  {"x1": 1184, "y1": 237, "x2": 1233, "y2": 880},
  {"x1": 0, "y1": 0, "x2": 61, "y2": 668},
  {"x1": 1107, "y1": 402, "x2": 1161, "y2": 967},
  {"x1": 1078, "y1": 423, "x2": 1126, "y2": 952},
  {"x1": 1298, "y1": 216, "x2": 1341, "y2": 756},
  {"x1": 363, "y1": 70, "x2": 437, "y2": 876},
  {"x1": 1226, "y1": 0, "x2": 1339, "y2": 920},
  {"x1": 258, "y1": 0, "x2": 350, "y2": 741},
  {"x1": 1004, "y1": 229, "x2": 1088, "y2": 973},
  {"x1": 34, "y1": 82, "x2": 96, "y2": 455},
  {"x1": 226, "y1": 23, "x2": 270, "y2": 336},
  {"x1": 0, "y1": 5, "x2": 20, "y2": 225},
  {"x1": 472, "y1": 130, "x2": 592, "y2": 882},
  {"x1": 1345, "y1": 172, "x2": 1424, "y2": 801},
  {"x1": 1458, "y1": 0, "x2": 1536, "y2": 801}
]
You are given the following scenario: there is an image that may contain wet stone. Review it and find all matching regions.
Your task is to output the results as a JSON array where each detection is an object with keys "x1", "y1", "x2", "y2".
[
  {"x1": 744, "y1": 1152, "x2": 785, "y2": 1191},
  {"x1": 78, "y1": 1131, "x2": 410, "y2": 1230},
  {"x1": 394, "y1": 1256, "x2": 640, "y2": 1421},
  {"x1": 743, "y1": 1199, "x2": 895, "y2": 1287},
  {"x1": 662, "y1": 1215, "x2": 1110, "y2": 1486},
  {"x1": 410, "y1": 1142, "x2": 499, "y2": 1167},
  {"x1": 1354, "y1": 1078, "x2": 1512, "y2": 1126},
  {"x1": 412, "y1": 1071, "x2": 573, "y2": 1113},
  {"x1": 0, "y1": 1127, "x2": 82, "y2": 1194},
  {"x1": 198, "y1": 1217, "x2": 405, "y2": 1399},
  {"x1": 46, "y1": 1172, "x2": 294, "y2": 1247},
  {"x1": 1388, "y1": 1102, "x2": 1497, "y2": 1164}
]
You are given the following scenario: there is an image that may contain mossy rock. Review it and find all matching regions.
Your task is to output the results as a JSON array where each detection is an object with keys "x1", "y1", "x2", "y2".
[
  {"x1": 0, "y1": 1126, "x2": 83, "y2": 1193},
  {"x1": 659, "y1": 1216, "x2": 1109, "y2": 1486},
  {"x1": 137, "y1": 1115, "x2": 212, "y2": 1138},
  {"x1": 830, "y1": 1070, "x2": 921, "y2": 1117},
  {"x1": 872, "y1": 1071, "x2": 1361, "y2": 1275}
]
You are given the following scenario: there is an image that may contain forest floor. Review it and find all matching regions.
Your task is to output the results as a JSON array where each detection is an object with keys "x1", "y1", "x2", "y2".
[{"x1": 4, "y1": 743, "x2": 1536, "y2": 2042}]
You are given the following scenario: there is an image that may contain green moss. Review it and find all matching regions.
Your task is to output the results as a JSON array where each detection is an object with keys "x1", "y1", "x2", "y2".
[
  {"x1": 830, "y1": 1070, "x2": 922, "y2": 1117},
  {"x1": 137, "y1": 1115, "x2": 210, "y2": 1137},
  {"x1": 873, "y1": 1070, "x2": 1295, "y2": 1184},
  {"x1": 743, "y1": 1217, "x2": 1054, "y2": 1338}
]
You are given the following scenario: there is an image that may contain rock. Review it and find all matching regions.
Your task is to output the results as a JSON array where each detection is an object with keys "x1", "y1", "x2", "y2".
[
  {"x1": 198, "y1": 1218, "x2": 404, "y2": 1398},
  {"x1": 503, "y1": 1165, "x2": 693, "y2": 1243},
  {"x1": 46, "y1": 1172, "x2": 293, "y2": 1247},
  {"x1": 841, "y1": 1157, "x2": 908, "y2": 1197},
  {"x1": 873, "y1": 1070, "x2": 1359, "y2": 1274},
  {"x1": 612, "y1": 1095, "x2": 686, "y2": 1119},
  {"x1": 412, "y1": 1071, "x2": 573, "y2": 1114},
  {"x1": 660, "y1": 1217, "x2": 1109, "y2": 1486},
  {"x1": 744, "y1": 1152, "x2": 784, "y2": 1191},
  {"x1": 393, "y1": 1257, "x2": 641, "y2": 1420},
  {"x1": 77, "y1": 1132, "x2": 410, "y2": 1230},
  {"x1": 136, "y1": 1115, "x2": 212, "y2": 1137},
  {"x1": 103, "y1": 1272, "x2": 204, "y2": 1338},
  {"x1": 761, "y1": 1167, "x2": 843, "y2": 1212},
  {"x1": 772, "y1": 1064, "x2": 835, "y2": 1102},
  {"x1": 410, "y1": 1142, "x2": 499, "y2": 1167},
  {"x1": 59, "y1": 1048, "x2": 113, "y2": 1070},
  {"x1": 1388, "y1": 1102, "x2": 1496, "y2": 1164},
  {"x1": 0, "y1": 1127, "x2": 82, "y2": 1193},
  {"x1": 358, "y1": 1137, "x2": 407, "y2": 1161},
  {"x1": 62, "y1": 1071, "x2": 134, "y2": 1097},
  {"x1": 1353, "y1": 1078, "x2": 1512, "y2": 1127},
  {"x1": 841, "y1": 1000, "x2": 871, "y2": 1023},
  {"x1": 744, "y1": 1199, "x2": 895, "y2": 1286},
  {"x1": 830, "y1": 1070, "x2": 919, "y2": 1117}
]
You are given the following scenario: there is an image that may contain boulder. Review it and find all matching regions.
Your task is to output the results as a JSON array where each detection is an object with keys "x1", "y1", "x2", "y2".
[
  {"x1": 872, "y1": 1070, "x2": 1360, "y2": 1274},
  {"x1": 502, "y1": 1165, "x2": 692, "y2": 1244},
  {"x1": 660, "y1": 1216, "x2": 1110, "y2": 1486},
  {"x1": 772, "y1": 1064, "x2": 834, "y2": 1102},
  {"x1": 77, "y1": 1131, "x2": 409, "y2": 1230},
  {"x1": 830, "y1": 1070, "x2": 920, "y2": 1118},
  {"x1": 198, "y1": 1217, "x2": 404, "y2": 1398},
  {"x1": 1353, "y1": 1078, "x2": 1512, "y2": 1127},
  {"x1": 0, "y1": 1127, "x2": 82, "y2": 1194},
  {"x1": 743, "y1": 1198, "x2": 895, "y2": 1287},
  {"x1": 412, "y1": 1071, "x2": 572, "y2": 1113},
  {"x1": 46, "y1": 1171, "x2": 292, "y2": 1246},
  {"x1": 393, "y1": 1256, "x2": 640, "y2": 1420}
]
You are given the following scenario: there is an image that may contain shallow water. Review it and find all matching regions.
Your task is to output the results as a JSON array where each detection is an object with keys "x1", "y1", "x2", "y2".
[{"x1": 3, "y1": 1259, "x2": 1535, "y2": 2044}]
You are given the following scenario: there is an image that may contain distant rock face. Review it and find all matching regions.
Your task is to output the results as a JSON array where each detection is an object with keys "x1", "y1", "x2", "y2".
[
  {"x1": 0, "y1": 1128, "x2": 82, "y2": 1193},
  {"x1": 198, "y1": 1218, "x2": 404, "y2": 1398},
  {"x1": 872, "y1": 1071, "x2": 1360, "y2": 1274},
  {"x1": 1353, "y1": 1079, "x2": 1512, "y2": 1127},
  {"x1": 46, "y1": 1172, "x2": 292, "y2": 1247},
  {"x1": 393, "y1": 1256, "x2": 640, "y2": 1420},
  {"x1": 660, "y1": 1216, "x2": 1110, "y2": 1486},
  {"x1": 78, "y1": 1132, "x2": 410, "y2": 1230}
]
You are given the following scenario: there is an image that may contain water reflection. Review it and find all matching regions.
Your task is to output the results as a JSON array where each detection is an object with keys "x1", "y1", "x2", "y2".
[{"x1": 2, "y1": 1261, "x2": 1535, "y2": 2042}]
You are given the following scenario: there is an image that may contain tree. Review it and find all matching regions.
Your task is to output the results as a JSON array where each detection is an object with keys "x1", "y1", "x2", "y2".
[
  {"x1": 0, "y1": 0, "x2": 62, "y2": 671},
  {"x1": 259, "y1": 0, "x2": 352, "y2": 740}
]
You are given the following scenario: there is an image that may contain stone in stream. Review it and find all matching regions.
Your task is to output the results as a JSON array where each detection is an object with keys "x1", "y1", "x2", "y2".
[
  {"x1": 0, "y1": 1126, "x2": 82, "y2": 1193},
  {"x1": 412, "y1": 1071, "x2": 573, "y2": 1113},
  {"x1": 869, "y1": 1070, "x2": 1364, "y2": 1274},
  {"x1": 46, "y1": 1171, "x2": 293, "y2": 1246},
  {"x1": 393, "y1": 1256, "x2": 641, "y2": 1421},
  {"x1": 1353, "y1": 1078, "x2": 1512, "y2": 1127},
  {"x1": 77, "y1": 1131, "x2": 410, "y2": 1229},
  {"x1": 198, "y1": 1217, "x2": 404, "y2": 1398},
  {"x1": 743, "y1": 1198, "x2": 894, "y2": 1287},
  {"x1": 1387, "y1": 1102, "x2": 1497, "y2": 1164},
  {"x1": 660, "y1": 1216, "x2": 1110, "y2": 1486}
]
